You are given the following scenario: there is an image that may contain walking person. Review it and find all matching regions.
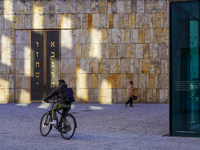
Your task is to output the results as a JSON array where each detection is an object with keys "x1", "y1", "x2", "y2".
[{"x1": 125, "y1": 81, "x2": 134, "y2": 107}]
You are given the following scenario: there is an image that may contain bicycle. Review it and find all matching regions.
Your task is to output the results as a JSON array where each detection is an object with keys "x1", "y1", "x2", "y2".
[{"x1": 40, "y1": 100, "x2": 77, "y2": 140}]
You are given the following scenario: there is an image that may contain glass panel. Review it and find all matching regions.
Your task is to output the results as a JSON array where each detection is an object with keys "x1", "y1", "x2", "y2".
[{"x1": 170, "y1": 1, "x2": 200, "y2": 137}]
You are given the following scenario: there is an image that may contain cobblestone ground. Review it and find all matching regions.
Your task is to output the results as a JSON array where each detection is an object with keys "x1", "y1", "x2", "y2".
[{"x1": 0, "y1": 103, "x2": 200, "y2": 150}]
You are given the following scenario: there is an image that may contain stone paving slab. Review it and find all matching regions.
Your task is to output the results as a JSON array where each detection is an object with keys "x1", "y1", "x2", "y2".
[{"x1": 0, "y1": 103, "x2": 199, "y2": 150}]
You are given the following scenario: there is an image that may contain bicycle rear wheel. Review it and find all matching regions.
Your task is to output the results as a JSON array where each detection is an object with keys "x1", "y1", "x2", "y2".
[
  {"x1": 60, "y1": 114, "x2": 76, "y2": 140},
  {"x1": 40, "y1": 113, "x2": 52, "y2": 136}
]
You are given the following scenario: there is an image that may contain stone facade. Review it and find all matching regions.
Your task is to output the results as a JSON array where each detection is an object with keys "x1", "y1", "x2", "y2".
[{"x1": 0, "y1": 0, "x2": 169, "y2": 103}]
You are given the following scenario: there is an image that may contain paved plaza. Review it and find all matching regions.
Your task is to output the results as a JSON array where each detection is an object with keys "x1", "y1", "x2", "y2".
[{"x1": 0, "y1": 103, "x2": 200, "y2": 150}]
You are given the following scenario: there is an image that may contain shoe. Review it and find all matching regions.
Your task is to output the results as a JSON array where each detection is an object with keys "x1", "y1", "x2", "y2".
[
  {"x1": 124, "y1": 103, "x2": 127, "y2": 107},
  {"x1": 50, "y1": 120, "x2": 57, "y2": 125},
  {"x1": 130, "y1": 105, "x2": 134, "y2": 107}
]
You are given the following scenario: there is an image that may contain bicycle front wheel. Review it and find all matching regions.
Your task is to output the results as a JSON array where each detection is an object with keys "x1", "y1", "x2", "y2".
[
  {"x1": 40, "y1": 113, "x2": 52, "y2": 136},
  {"x1": 60, "y1": 114, "x2": 76, "y2": 140}
]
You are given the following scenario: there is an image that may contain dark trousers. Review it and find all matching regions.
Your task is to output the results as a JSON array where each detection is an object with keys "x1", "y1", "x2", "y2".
[{"x1": 126, "y1": 97, "x2": 133, "y2": 106}]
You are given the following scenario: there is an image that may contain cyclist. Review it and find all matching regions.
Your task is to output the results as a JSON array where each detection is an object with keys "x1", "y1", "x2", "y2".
[{"x1": 43, "y1": 79, "x2": 71, "y2": 125}]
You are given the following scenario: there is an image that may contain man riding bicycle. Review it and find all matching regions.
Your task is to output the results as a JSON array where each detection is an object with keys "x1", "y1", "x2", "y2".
[{"x1": 43, "y1": 79, "x2": 71, "y2": 125}]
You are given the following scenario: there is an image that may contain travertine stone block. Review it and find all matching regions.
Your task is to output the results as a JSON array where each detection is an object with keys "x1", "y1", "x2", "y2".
[
  {"x1": 19, "y1": 89, "x2": 31, "y2": 103},
  {"x1": 87, "y1": 74, "x2": 92, "y2": 88},
  {"x1": 139, "y1": 74, "x2": 146, "y2": 89},
  {"x1": 153, "y1": 89, "x2": 157, "y2": 103},
  {"x1": 111, "y1": 0, "x2": 117, "y2": 13},
  {"x1": 15, "y1": 74, "x2": 30, "y2": 89},
  {"x1": 148, "y1": 13, "x2": 155, "y2": 28},
  {"x1": 122, "y1": 89, "x2": 127, "y2": 103},
  {"x1": 129, "y1": 13, "x2": 136, "y2": 28},
  {"x1": 143, "y1": 44, "x2": 149, "y2": 58},
  {"x1": 98, "y1": 59, "x2": 103, "y2": 73},
  {"x1": 126, "y1": 44, "x2": 132, "y2": 58},
  {"x1": 85, "y1": 59, "x2": 90, "y2": 73},
  {"x1": 82, "y1": 88, "x2": 89, "y2": 102},
  {"x1": 0, "y1": 16, "x2": 4, "y2": 29},
  {"x1": 102, "y1": 44, "x2": 108, "y2": 58},
  {"x1": 155, "y1": 58, "x2": 161, "y2": 74},
  {"x1": 165, "y1": 59, "x2": 169, "y2": 73},
  {"x1": 45, "y1": 14, "x2": 57, "y2": 29},
  {"x1": 149, "y1": 59, "x2": 155, "y2": 73},
  {"x1": 111, "y1": 59, "x2": 120, "y2": 73},
  {"x1": 108, "y1": 1, "x2": 112, "y2": 13},
  {"x1": 102, "y1": 59, "x2": 110, "y2": 73},
  {"x1": 116, "y1": 74, "x2": 126, "y2": 89},
  {"x1": 76, "y1": 44, "x2": 81, "y2": 59},
  {"x1": 158, "y1": 74, "x2": 168, "y2": 89},
  {"x1": 61, "y1": 14, "x2": 71, "y2": 28},
  {"x1": 100, "y1": 29, "x2": 108, "y2": 43},
  {"x1": 130, "y1": 59, "x2": 134, "y2": 73},
  {"x1": 161, "y1": 59, "x2": 165, "y2": 73},
  {"x1": 155, "y1": 13, "x2": 163, "y2": 28},
  {"x1": 92, "y1": 14, "x2": 99, "y2": 29},
  {"x1": 149, "y1": 43, "x2": 158, "y2": 58},
  {"x1": 4, "y1": 15, "x2": 13, "y2": 29},
  {"x1": 121, "y1": 14, "x2": 129, "y2": 29},
  {"x1": 93, "y1": 59, "x2": 98, "y2": 73},
  {"x1": 132, "y1": 29, "x2": 138, "y2": 43},
  {"x1": 108, "y1": 74, "x2": 116, "y2": 88},
  {"x1": 100, "y1": 14, "x2": 107, "y2": 28},
  {"x1": 99, "y1": 0, "x2": 107, "y2": 13},
  {"x1": 107, "y1": 29, "x2": 112, "y2": 43},
  {"x1": 158, "y1": 43, "x2": 166, "y2": 59},
  {"x1": 108, "y1": 14, "x2": 113, "y2": 29},
  {"x1": 112, "y1": 29, "x2": 119, "y2": 43},
  {"x1": 113, "y1": 14, "x2": 119, "y2": 28},
  {"x1": 148, "y1": 73, "x2": 154, "y2": 89},
  {"x1": 112, "y1": 89, "x2": 117, "y2": 103},
  {"x1": 76, "y1": 59, "x2": 81, "y2": 74},
  {"x1": 116, "y1": 89, "x2": 122, "y2": 102},
  {"x1": 142, "y1": 13, "x2": 148, "y2": 28},
  {"x1": 70, "y1": 0, "x2": 77, "y2": 13},
  {"x1": 134, "y1": 58, "x2": 142, "y2": 73},
  {"x1": 145, "y1": 29, "x2": 150, "y2": 43},
  {"x1": 89, "y1": 89, "x2": 98, "y2": 103},
  {"x1": 147, "y1": 89, "x2": 153, "y2": 103},
  {"x1": 118, "y1": 44, "x2": 126, "y2": 58},
  {"x1": 141, "y1": 89, "x2": 147, "y2": 103},
  {"x1": 82, "y1": 14, "x2": 88, "y2": 29},
  {"x1": 147, "y1": 0, "x2": 159, "y2": 13},
  {"x1": 154, "y1": 73, "x2": 158, "y2": 89},
  {"x1": 75, "y1": 14, "x2": 82, "y2": 29},
  {"x1": 92, "y1": 74, "x2": 97, "y2": 89},
  {"x1": 76, "y1": 29, "x2": 85, "y2": 44},
  {"x1": 137, "y1": 0, "x2": 144, "y2": 13},
  {"x1": 163, "y1": 12, "x2": 169, "y2": 28},
  {"x1": 76, "y1": 0, "x2": 84, "y2": 13},
  {"x1": 117, "y1": 0, "x2": 124, "y2": 13},
  {"x1": 61, "y1": 30, "x2": 75, "y2": 58},
  {"x1": 119, "y1": 29, "x2": 125, "y2": 43},
  {"x1": 135, "y1": 44, "x2": 143, "y2": 58},
  {"x1": 133, "y1": 89, "x2": 141, "y2": 103},
  {"x1": 126, "y1": 74, "x2": 133, "y2": 86},
  {"x1": 142, "y1": 59, "x2": 150, "y2": 74},
  {"x1": 71, "y1": 14, "x2": 76, "y2": 28},
  {"x1": 120, "y1": 59, "x2": 129, "y2": 73},
  {"x1": 91, "y1": 0, "x2": 99, "y2": 13},
  {"x1": 157, "y1": 89, "x2": 165, "y2": 103},
  {"x1": 131, "y1": 0, "x2": 137, "y2": 13},
  {"x1": 159, "y1": 0, "x2": 167, "y2": 13},
  {"x1": 162, "y1": 28, "x2": 169, "y2": 43},
  {"x1": 165, "y1": 89, "x2": 169, "y2": 103},
  {"x1": 125, "y1": 28, "x2": 131, "y2": 43},
  {"x1": 61, "y1": 59, "x2": 70, "y2": 74},
  {"x1": 138, "y1": 29, "x2": 145, "y2": 44},
  {"x1": 154, "y1": 28, "x2": 162, "y2": 43},
  {"x1": 136, "y1": 13, "x2": 142, "y2": 28},
  {"x1": 5, "y1": 88, "x2": 14, "y2": 103},
  {"x1": 61, "y1": 73, "x2": 76, "y2": 88},
  {"x1": 124, "y1": 0, "x2": 132, "y2": 13},
  {"x1": 16, "y1": 30, "x2": 30, "y2": 45}
]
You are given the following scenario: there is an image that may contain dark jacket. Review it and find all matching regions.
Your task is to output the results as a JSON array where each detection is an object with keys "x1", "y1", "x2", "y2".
[{"x1": 44, "y1": 83, "x2": 70, "y2": 104}]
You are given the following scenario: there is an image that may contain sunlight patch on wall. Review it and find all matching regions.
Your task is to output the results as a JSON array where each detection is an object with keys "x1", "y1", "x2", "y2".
[
  {"x1": 3, "y1": 0, "x2": 13, "y2": 22},
  {"x1": 90, "y1": 29, "x2": 102, "y2": 59},
  {"x1": 33, "y1": 3, "x2": 44, "y2": 29},
  {"x1": 76, "y1": 68, "x2": 88, "y2": 102}
]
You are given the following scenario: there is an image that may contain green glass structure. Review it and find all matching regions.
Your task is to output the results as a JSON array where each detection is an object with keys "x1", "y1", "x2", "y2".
[{"x1": 170, "y1": 0, "x2": 200, "y2": 137}]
